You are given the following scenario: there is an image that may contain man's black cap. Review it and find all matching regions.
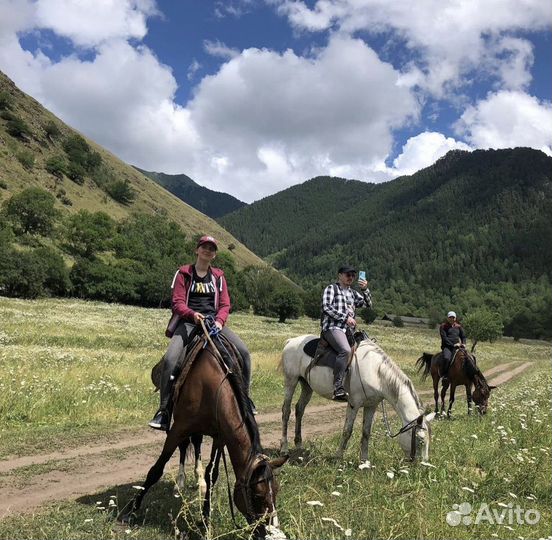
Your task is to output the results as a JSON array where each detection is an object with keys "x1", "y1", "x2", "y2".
[{"x1": 338, "y1": 265, "x2": 356, "y2": 274}]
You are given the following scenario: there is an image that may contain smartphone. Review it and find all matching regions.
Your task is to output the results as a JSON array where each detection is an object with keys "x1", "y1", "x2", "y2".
[{"x1": 358, "y1": 271, "x2": 366, "y2": 281}]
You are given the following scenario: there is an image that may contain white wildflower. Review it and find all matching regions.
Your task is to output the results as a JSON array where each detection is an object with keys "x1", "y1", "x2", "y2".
[
  {"x1": 331, "y1": 491, "x2": 341, "y2": 496},
  {"x1": 386, "y1": 471, "x2": 395, "y2": 479},
  {"x1": 306, "y1": 500, "x2": 324, "y2": 507},
  {"x1": 420, "y1": 461, "x2": 436, "y2": 468},
  {"x1": 461, "y1": 487, "x2": 475, "y2": 493}
]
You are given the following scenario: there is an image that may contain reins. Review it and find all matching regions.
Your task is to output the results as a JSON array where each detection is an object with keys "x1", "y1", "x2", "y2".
[{"x1": 381, "y1": 401, "x2": 425, "y2": 460}]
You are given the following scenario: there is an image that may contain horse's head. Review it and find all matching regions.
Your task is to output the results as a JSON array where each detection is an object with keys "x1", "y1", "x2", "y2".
[
  {"x1": 397, "y1": 412, "x2": 436, "y2": 462},
  {"x1": 234, "y1": 455, "x2": 288, "y2": 539},
  {"x1": 472, "y1": 373, "x2": 496, "y2": 415}
]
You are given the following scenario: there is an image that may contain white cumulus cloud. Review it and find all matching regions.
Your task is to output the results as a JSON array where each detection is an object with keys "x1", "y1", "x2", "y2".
[{"x1": 454, "y1": 91, "x2": 552, "y2": 156}]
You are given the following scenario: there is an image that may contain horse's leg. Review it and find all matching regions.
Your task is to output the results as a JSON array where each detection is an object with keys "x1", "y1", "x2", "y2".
[
  {"x1": 432, "y1": 374, "x2": 439, "y2": 414},
  {"x1": 192, "y1": 433, "x2": 206, "y2": 496},
  {"x1": 466, "y1": 384, "x2": 473, "y2": 415},
  {"x1": 120, "y1": 429, "x2": 183, "y2": 521},
  {"x1": 176, "y1": 438, "x2": 189, "y2": 492},
  {"x1": 281, "y1": 376, "x2": 299, "y2": 454},
  {"x1": 294, "y1": 378, "x2": 313, "y2": 449},
  {"x1": 359, "y1": 405, "x2": 376, "y2": 463},
  {"x1": 440, "y1": 379, "x2": 449, "y2": 415},
  {"x1": 447, "y1": 383, "x2": 457, "y2": 418},
  {"x1": 335, "y1": 404, "x2": 360, "y2": 460},
  {"x1": 201, "y1": 445, "x2": 222, "y2": 527}
]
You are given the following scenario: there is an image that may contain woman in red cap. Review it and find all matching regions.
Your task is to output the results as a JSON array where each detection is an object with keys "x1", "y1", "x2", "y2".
[{"x1": 149, "y1": 235, "x2": 252, "y2": 431}]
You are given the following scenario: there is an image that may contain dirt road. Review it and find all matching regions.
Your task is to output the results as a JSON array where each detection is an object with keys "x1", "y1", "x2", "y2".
[{"x1": 0, "y1": 361, "x2": 531, "y2": 518}]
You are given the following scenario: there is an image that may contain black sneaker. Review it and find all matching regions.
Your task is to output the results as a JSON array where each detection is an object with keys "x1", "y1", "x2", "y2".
[{"x1": 148, "y1": 410, "x2": 169, "y2": 431}]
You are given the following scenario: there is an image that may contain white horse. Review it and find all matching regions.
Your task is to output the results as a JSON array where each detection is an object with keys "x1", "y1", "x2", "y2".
[{"x1": 280, "y1": 335, "x2": 435, "y2": 463}]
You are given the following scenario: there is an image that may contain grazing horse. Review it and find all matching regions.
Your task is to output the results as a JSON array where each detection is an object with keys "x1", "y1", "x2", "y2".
[
  {"x1": 123, "y1": 335, "x2": 287, "y2": 539},
  {"x1": 280, "y1": 335, "x2": 435, "y2": 464},
  {"x1": 416, "y1": 348, "x2": 495, "y2": 417}
]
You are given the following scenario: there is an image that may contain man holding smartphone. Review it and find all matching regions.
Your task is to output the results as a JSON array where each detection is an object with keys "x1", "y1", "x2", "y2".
[{"x1": 321, "y1": 265, "x2": 372, "y2": 401}]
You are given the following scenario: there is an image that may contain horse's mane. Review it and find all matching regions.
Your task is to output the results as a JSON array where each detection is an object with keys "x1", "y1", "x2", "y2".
[
  {"x1": 209, "y1": 337, "x2": 262, "y2": 457},
  {"x1": 359, "y1": 340, "x2": 424, "y2": 411},
  {"x1": 461, "y1": 350, "x2": 489, "y2": 388}
]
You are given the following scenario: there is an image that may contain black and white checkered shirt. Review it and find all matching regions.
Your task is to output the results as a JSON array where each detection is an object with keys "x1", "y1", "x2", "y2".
[{"x1": 321, "y1": 283, "x2": 372, "y2": 332}]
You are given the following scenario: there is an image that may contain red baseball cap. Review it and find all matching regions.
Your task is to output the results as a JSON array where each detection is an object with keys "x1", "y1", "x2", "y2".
[{"x1": 197, "y1": 235, "x2": 218, "y2": 250}]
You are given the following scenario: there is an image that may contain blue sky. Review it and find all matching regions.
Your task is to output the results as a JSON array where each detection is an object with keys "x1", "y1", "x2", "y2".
[{"x1": 0, "y1": 0, "x2": 551, "y2": 202}]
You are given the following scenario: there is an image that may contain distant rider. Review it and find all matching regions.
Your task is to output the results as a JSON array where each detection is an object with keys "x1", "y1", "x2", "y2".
[
  {"x1": 321, "y1": 265, "x2": 372, "y2": 401},
  {"x1": 439, "y1": 310, "x2": 467, "y2": 377}
]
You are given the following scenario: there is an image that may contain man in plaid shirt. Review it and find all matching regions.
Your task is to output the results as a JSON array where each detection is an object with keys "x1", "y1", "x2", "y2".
[{"x1": 321, "y1": 265, "x2": 372, "y2": 401}]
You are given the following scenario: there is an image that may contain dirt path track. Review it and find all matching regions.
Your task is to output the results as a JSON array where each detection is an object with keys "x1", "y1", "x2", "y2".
[{"x1": 0, "y1": 361, "x2": 531, "y2": 518}]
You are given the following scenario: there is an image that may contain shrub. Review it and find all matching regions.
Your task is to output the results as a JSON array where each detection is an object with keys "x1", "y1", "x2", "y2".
[
  {"x1": 463, "y1": 309, "x2": 503, "y2": 350},
  {"x1": 2, "y1": 187, "x2": 58, "y2": 236},
  {"x1": 0, "y1": 91, "x2": 13, "y2": 110},
  {"x1": 106, "y1": 179, "x2": 136, "y2": 204},
  {"x1": 359, "y1": 306, "x2": 378, "y2": 324},
  {"x1": 6, "y1": 117, "x2": 31, "y2": 139},
  {"x1": 67, "y1": 162, "x2": 85, "y2": 185},
  {"x1": 392, "y1": 315, "x2": 404, "y2": 327},
  {"x1": 0, "y1": 249, "x2": 46, "y2": 299},
  {"x1": 45, "y1": 155, "x2": 68, "y2": 179},
  {"x1": 33, "y1": 246, "x2": 71, "y2": 296},
  {"x1": 64, "y1": 210, "x2": 115, "y2": 258},
  {"x1": 269, "y1": 286, "x2": 303, "y2": 323},
  {"x1": 44, "y1": 120, "x2": 61, "y2": 140},
  {"x1": 16, "y1": 149, "x2": 35, "y2": 170}
]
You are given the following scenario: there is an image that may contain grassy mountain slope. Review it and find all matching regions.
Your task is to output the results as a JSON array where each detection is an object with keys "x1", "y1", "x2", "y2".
[
  {"x1": 135, "y1": 167, "x2": 246, "y2": 219},
  {"x1": 221, "y1": 148, "x2": 552, "y2": 320},
  {"x1": 0, "y1": 71, "x2": 262, "y2": 269}
]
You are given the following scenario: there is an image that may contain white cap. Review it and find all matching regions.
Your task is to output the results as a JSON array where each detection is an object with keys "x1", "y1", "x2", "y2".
[{"x1": 447, "y1": 311, "x2": 457, "y2": 318}]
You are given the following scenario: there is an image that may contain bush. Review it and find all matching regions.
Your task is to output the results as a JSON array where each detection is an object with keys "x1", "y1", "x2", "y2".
[
  {"x1": 33, "y1": 246, "x2": 71, "y2": 296},
  {"x1": 359, "y1": 306, "x2": 378, "y2": 324},
  {"x1": 70, "y1": 258, "x2": 140, "y2": 304},
  {"x1": 6, "y1": 117, "x2": 31, "y2": 139},
  {"x1": 0, "y1": 91, "x2": 13, "y2": 110},
  {"x1": 2, "y1": 187, "x2": 58, "y2": 236},
  {"x1": 0, "y1": 249, "x2": 46, "y2": 298},
  {"x1": 16, "y1": 149, "x2": 34, "y2": 170},
  {"x1": 64, "y1": 210, "x2": 115, "y2": 258},
  {"x1": 463, "y1": 309, "x2": 503, "y2": 350},
  {"x1": 106, "y1": 179, "x2": 136, "y2": 204},
  {"x1": 269, "y1": 286, "x2": 303, "y2": 322},
  {"x1": 45, "y1": 155, "x2": 68, "y2": 179},
  {"x1": 392, "y1": 315, "x2": 404, "y2": 327},
  {"x1": 67, "y1": 162, "x2": 85, "y2": 185},
  {"x1": 44, "y1": 121, "x2": 61, "y2": 140}
]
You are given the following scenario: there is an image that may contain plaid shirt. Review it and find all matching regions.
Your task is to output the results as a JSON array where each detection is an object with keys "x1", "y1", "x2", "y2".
[{"x1": 321, "y1": 283, "x2": 372, "y2": 332}]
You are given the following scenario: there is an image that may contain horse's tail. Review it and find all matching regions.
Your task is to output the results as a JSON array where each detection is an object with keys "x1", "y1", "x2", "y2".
[
  {"x1": 416, "y1": 352, "x2": 433, "y2": 381},
  {"x1": 277, "y1": 338, "x2": 293, "y2": 372}
]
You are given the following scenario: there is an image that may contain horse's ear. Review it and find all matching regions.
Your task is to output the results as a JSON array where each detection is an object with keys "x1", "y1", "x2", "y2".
[
  {"x1": 269, "y1": 455, "x2": 289, "y2": 474},
  {"x1": 424, "y1": 412, "x2": 436, "y2": 423}
]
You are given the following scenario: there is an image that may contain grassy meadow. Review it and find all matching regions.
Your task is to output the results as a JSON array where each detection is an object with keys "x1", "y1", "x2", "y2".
[{"x1": 0, "y1": 296, "x2": 550, "y2": 539}]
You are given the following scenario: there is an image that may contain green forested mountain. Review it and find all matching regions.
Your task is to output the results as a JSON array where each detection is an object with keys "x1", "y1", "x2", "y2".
[
  {"x1": 221, "y1": 148, "x2": 552, "y2": 336},
  {"x1": 135, "y1": 167, "x2": 246, "y2": 219}
]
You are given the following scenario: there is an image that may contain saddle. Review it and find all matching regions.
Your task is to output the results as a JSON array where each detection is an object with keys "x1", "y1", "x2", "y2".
[
  {"x1": 302, "y1": 330, "x2": 370, "y2": 375},
  {"x1": 151, "y1": 331, "x2": 245, "y2": 405}
]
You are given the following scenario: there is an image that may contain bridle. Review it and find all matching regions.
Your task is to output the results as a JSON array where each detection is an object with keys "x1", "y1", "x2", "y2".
[
  {"x1": 222, "y1": 451, "x2": 279, "y2": 528},
  {"x1": 382, "y1": 402, "x2": 427, "y2": 461}
]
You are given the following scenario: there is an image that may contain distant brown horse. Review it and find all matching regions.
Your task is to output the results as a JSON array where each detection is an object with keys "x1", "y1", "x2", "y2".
[
  {"x1": 416, "y1": 348, "x2": 496, "y2": 417},
  {"x1": 121, "y1": 333, "x2": 287, "y2": 539}
]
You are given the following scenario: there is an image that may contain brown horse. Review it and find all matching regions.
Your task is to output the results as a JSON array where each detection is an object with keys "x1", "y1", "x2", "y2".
[
  {"x1": 121, "y1": 334, "x2": 287, "y2": 539},
  {"x1": 416, "y1": 348, "x2": 496, "y2": 417}
]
